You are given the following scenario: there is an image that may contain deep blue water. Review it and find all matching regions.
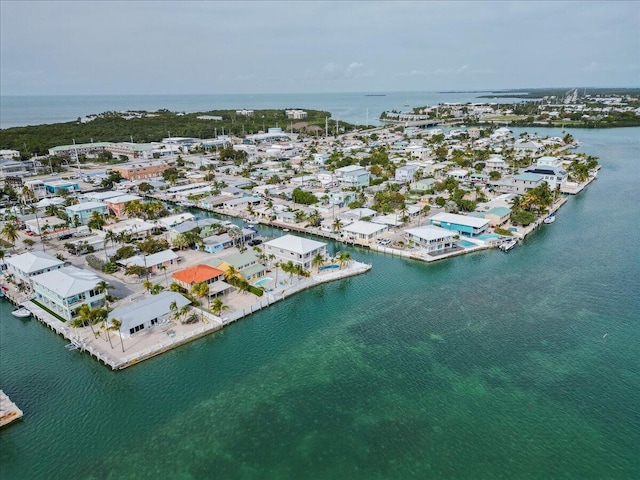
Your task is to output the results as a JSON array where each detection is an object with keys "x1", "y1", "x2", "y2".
[{"x1": 1, "y1": 123, "x2": 639, "y2": 478}]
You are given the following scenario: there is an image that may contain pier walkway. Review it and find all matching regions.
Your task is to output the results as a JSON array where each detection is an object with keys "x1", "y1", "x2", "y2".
[{"x1": 0, "y1": 390, "x2": 23, "y2": 428}]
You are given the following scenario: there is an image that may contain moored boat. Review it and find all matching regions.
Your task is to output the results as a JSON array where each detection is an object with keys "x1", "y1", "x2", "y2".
[
  {"x1": 499, "y1": 239, "x2": 517, "y2": 252},
  {"x1": 12, "y1": 307, "x2": 32, "y2": 318},
  {"x1": 543, "y1": 214, "x2": 556, "y2": 224}
]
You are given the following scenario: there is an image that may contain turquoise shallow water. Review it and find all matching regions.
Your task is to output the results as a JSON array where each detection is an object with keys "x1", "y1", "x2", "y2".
[{"x1": 1, "y1": 127, "x2": 639, "y2": 479}]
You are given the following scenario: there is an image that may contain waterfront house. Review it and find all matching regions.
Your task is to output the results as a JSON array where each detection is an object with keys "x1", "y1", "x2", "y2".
[
  {"x1": 483, "y1": 207, "x2": 511, "y2": 227},
  {"x1": 429, "y1": 212, "x2": 489, "y2": 237},
  {"x1": 65, "y1": 202, "x2": 109, "y2": 226},
  {"x1": 5, "y1": 251, "x2": 66, "y2": 287},
  {"x1": 156, "y1": 213, "x2": 195, "y2": 230},
  {"x1": 209, "y1": 252, "x2": 265, "y2": 281},
  {"x1": 108, "y1": 291, "x2": 191, "y2": 338},
  {"x1": 31, "y1": 266, "x2": 105, "y2": 321},
  {"x1": 263, "y1": 234, "x2": 327, "y2": 270},
  {"x1": 172, "y1": 264, "x2": 225, "y2": 290},
  {"x1": 523, "y1": 165, "x2": 567, "y2": 190},
  {"x1": 341, "y1": 220, "x2": 388, "y2": 241},
  {"x1": 404, "y1": 225, "x2": 455, "y2": 253},
  {"x1": 513, "y1": 173, "x2": 544, "y2": 195}
]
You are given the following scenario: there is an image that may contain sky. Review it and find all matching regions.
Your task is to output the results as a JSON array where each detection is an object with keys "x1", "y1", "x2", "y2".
[{"x1": 1, "y1": 1, "x2": 638, "y2": 96}]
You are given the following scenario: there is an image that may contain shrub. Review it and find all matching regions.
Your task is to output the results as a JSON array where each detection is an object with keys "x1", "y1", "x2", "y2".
[{"x1": 86, "y1": 254, "x2": 105, "y2": 271}]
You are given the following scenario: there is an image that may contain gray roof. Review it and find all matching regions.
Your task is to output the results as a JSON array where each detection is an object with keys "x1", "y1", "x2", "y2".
[
  {"x1": 31, "y1": 266, "x2": 102, "y2": 298},
  {"x1": 117, "y1": 249, "x2": 178, "y2": 268},
  {"x1": 108, "y1": 291, "x2": 191, "y2": 332}
]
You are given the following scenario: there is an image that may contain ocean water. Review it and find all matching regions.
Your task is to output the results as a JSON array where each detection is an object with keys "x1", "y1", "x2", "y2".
[
  {"x1": 0, "y1": 91, "x2": 522, "y2": 129},
  {"x1": 1, "y1": 126, "x2": 639, "y2": 479}
]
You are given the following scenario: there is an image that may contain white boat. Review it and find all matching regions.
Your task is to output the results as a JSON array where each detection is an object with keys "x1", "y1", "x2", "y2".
[
  {"x1": 246, "y1": 218, "x2": 259, "y2": 225},
  {"x1": 12, "y1": 307, "x2": 31, "y2": 318},
  {"x1": 543, "y1": 214, "x2": 556, "y2": 224},
  {"x1": 499, "y1": 239, "x2": 517, "y2": 252}
]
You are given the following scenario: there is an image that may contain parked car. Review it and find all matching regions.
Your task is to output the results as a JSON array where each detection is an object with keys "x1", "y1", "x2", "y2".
[
  {"x1": 25, "y1": 230, "x2": 34, "y2": 236},
  {"x1": 248, "y1": 239, "x2": 262, "y2": 246},
  {"x1": 58, "y1": 233, "x2": 73, "y2": 240}
]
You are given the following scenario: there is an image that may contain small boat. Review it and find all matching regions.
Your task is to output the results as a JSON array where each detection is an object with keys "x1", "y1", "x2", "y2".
[
  {"x1": 246, "y1": 218, "x2": 259, "y2": 225},
  {"x1": 499, "y1": 239, "x2": 517, "y2": 252},
  {"x1": 12, "y1": 307, "x2": 31, "y2": 318},
  {"x1": 543, "y1": 214, "x2": 556, "y2": 224}
]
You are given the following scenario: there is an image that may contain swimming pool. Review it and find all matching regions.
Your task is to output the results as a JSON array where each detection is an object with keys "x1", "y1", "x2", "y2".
[
  {"x1": 459, "y1": 240, "x2": 475, "y2": 248},
  {"x1": 477, "y1": 233, "x2": 501, "y2": 241},
  {"x1": 319, "y1": 264, "x2": 339, "y2": 270},
  {"x1": 253, "y1": 277, "x2": 273, "y2": 287}
]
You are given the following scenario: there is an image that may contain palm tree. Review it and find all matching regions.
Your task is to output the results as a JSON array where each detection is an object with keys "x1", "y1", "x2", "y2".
[
  {"x1": 336, "y1": 251, "x2": 351, "y2": 269},
  {"x1": 210, "y1": 297, "x2": 228, "y2": 317},
  {"x1": 191, "y1": 281, "x2": 210, "y2": 320},
  {"x1": 142, "y1": 280, "x2": 153, "y2": 293},
  {"x1": 71, "y1": 304, "x2": 99, "y2": 337},
  {"x1": 158, "y1": 264, "x2": 169, "y2": 286},
  {"x1": 109, "y1": 318, "x2": 125, "y2": 352},
  {"x1": 312, "y1": 253, "x2": 325, "y2": 272},
  {"x1": 225, "y1": 265, "x2": 239, "y2": 284},
  {"x1": 150, "y1": 284, "x2": 164, "y2": 295},
  {"x1": 332, "y1": 218, "x2": 343, "y2": 233},
  {"x1": 1, "y1": 222, "x2": 19, "y2": 252}
]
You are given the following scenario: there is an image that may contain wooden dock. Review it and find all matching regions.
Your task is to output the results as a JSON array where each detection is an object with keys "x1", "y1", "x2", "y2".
[{"x1": 0, "y1": 390, "x2": 23, "y2": 428}]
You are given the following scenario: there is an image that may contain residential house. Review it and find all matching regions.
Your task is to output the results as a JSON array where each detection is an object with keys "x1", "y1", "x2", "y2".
[
  {"x1": 108, "y1": 291, "x2": 191, "y2": 338},
  {"x1": 404, "y1": 226, "x2": 455, "y2": 253},
  {"x1": 209, "y1": 252, "x2": 266, "y2": 281},
  {"x1": 341, "y1": 220, "x2": 388, "y2": 241},
  {"x1": 263, "y1": 234, "x2": 327, "y2": 270},
  {"x1": 395, "y1": 165, "x2": 418, "y2": 183},
  {"x1": 31, "y1": 266, "x2": 105, "y2": 321},
  {"x1": 104, "y1": 194, "x2": 143, "y2": 218},
  {"x1": 5, "y1": 251, "x2": 66, "y2": 287},
  {"x1": 429, "y1": 212, "x2": 489, "y2": 237},
  {"x1": 65, "y1": 201, "x2": 109, "y2": 226},
  {"x1": 513, "y1": 173, "x2": 544, "y2": 195},
  {"x1": 335, "y1": 165, "x2": 370, "y2": 188},
  {"x1": 116, "y1": 249, "x2": 179, "y2": 275}
]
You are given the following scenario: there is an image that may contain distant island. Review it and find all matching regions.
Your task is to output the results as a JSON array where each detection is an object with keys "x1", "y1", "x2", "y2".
[{"x1": 382, "y1": 88, "x2": 640, "y2": 128}]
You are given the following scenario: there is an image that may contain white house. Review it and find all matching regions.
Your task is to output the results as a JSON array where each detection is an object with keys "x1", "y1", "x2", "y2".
[
  {"x1": 31, "y1": 266, "x2": 105, "y2": 321},
  {"x1": 513, "y1": 173, "x2": 545, "y2": 195},
  {"x1": 404, "y1": 225, "x2": 455, "y2": 253},
  {"x1": 263, "y1": 234, "x2": 327, "y2": 270},
  {"x1": 108, "y1": 291, "x2": 191, "y2": 338},
  {"x1": 341, "y1": 220, "x2": 388, "y2": 241},
  {"x1": 5, "y1": 251, "x2": 66, "y2": 287},
  {"x1": 395, "y1": 165, "x2": 419, "y2": 183}
]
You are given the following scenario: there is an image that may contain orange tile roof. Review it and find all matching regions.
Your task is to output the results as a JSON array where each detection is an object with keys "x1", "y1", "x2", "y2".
[{"x1": 172, "y1": 264, "x2": 224, "y2": 284}]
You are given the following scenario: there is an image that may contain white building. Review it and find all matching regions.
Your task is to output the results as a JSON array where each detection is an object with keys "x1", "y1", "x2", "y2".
[
  {"x1": 31, "y1": 266, "x2": 105, "y2": 321},
  {"x1": 263, "y1": 234, "x2": 327, "y2": 270},
  {"x1": 5, "y1": 251, "x2": 66, "y2": 287},
  {"x1": 404, "y1": 226, "x2": 455, "y2": 253},
  {"x1": 108, "y1": 291, "x2": 191, "y2": 338},
  {"x1": 341, "y1": 220, "x2": 388, "y2": 241}
]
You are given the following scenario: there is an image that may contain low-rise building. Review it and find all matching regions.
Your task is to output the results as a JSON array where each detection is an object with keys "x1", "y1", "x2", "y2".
[
  {"x1": 429, "y1": 212, "x2": 489, "y2": 237},
  {"x1": 108, "y1": 291, "x2": 191, "y2": 338},
  {"x1": 5, "y1": 251, "x2": 66, "y2": 287},
  {"x1": 65, "y1": 201, "x2": 109, "y2": 226},
  {"x1": 404, "y1": 225, "x2": 455, "y2": 253},
  {"x1": 263, "y1": 234, "x2": 327, "y2": 270},
  {"x1": 108, "y1": 161, "x2": 171, "y2": 181},
  {"x1": 341, "y1": 220, "x2": 388, "y2": 241},
  {"x1": 513, "y1": 173, "x2": 544, "y2": 195},
  {"x1": 31, "y1": 266, "x2": 105, "y2": 321}
]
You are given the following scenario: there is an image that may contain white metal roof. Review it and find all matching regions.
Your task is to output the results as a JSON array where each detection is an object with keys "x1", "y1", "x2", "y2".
[
  {"x1": 31, "y1": 266, "x2": 101, "y2": 298},
  {"x1": 108, "y1": 291, "x2": 191, "y2": 332},
  {"x1": 430, "y1": 212, "x2": 489, "y2": 228},
  {"x1": 264, "y1": 234, "x2": 326, "y2": 254},
  {"x1": 6, "y1": 251, "x2": 64, "y2": 274},
  {"x1": 405, "y1": 225, "x2": 454, "y2": 241},
  {"x1": 342, "y1": 220, "x2": 387, "y2": 235}
]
